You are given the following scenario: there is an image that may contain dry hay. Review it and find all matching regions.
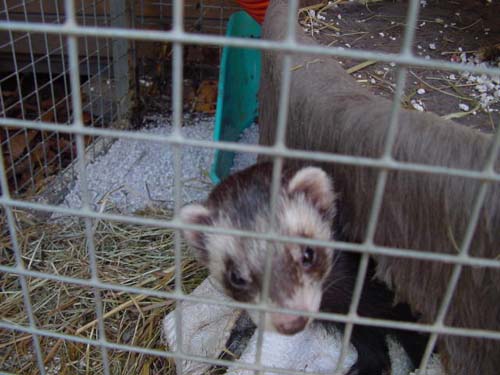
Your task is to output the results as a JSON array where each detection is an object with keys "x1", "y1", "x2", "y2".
[{"x1": 0, "y1": 208, "x2": 207, "y2": 375}]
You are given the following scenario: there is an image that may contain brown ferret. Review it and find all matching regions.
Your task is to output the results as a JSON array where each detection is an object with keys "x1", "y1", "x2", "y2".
[
  {"x1": 257, "y1": 1, "x2": 500, "y2": 374},
  {"x1": 181, "y1": 162, "x2": 428, "y2": 375}
]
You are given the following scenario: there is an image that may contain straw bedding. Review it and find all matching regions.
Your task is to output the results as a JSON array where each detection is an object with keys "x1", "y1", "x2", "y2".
[{"x1": 0, "y1": 208, "x2": 207, "y2": 375}]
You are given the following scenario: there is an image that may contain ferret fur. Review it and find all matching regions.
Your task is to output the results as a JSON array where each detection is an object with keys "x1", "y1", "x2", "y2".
[
  {"x1": 181, "y1": 163, "x2": 428, "y2": 375},
  {"x1": 257, "y1": 1, "x2": 500, "y2": 374}
]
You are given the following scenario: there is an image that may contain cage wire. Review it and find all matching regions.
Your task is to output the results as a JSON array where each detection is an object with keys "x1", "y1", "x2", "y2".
[
  {"x1": 0, "y1": 0, "x2": 235, "y2": 199},
  {"x1": 0, "y1": 0, "x2": 499, "y2": 374}
]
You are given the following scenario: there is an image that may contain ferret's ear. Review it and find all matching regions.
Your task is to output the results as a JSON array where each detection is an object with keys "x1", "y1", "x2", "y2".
[
  {"x1": 179, "y1": 204, "x2": 212, "y2": 263},
  {"x1": 287, "y1": 167, "x2": 336, "y2": 216}
]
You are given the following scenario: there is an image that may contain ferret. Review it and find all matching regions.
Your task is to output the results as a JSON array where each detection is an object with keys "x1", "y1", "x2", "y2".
[
  {"x1": 257, "y1": 1, "x2": 500, "y2": 374},
  {"x1": 180, "y1": 162, "x2": 428, "y2": 375}
]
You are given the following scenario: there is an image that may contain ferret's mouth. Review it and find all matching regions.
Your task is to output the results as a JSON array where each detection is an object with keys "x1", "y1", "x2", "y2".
[{"x1": 271, "y1": 312, "x2": 310, "y2": 335}]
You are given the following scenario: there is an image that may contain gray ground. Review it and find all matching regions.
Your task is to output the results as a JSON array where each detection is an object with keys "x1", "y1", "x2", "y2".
[{"x1": 59, "y1": 115, "x2": 258, "y2": 213}]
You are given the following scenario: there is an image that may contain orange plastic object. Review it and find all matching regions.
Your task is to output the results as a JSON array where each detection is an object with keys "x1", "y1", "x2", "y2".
[{"x1": 235, "y1": 0, "x2": 269, "y2": 24}]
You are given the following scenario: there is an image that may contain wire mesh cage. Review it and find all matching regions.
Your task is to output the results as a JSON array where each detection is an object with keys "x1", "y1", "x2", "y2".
[
  {"x1": 0, "y1": 0, "x2": 125, "y2": 196},
  {"x1": 0, "y1": 0, "x2": 236, "y2": 199},
  {"x1": 0, "y1": 0, "x2": 499, "y2": 375}
]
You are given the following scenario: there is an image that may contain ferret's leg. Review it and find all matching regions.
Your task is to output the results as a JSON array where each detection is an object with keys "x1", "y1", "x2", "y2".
[
  {"x1": 391, "y1": 326, "x2": 429, "y2": 370},
  {"x1": 344, "y1": 324, "x2": 391, "y2": 375}
]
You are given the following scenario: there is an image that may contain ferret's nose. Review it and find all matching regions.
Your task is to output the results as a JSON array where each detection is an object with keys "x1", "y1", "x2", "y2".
[{"x1": 272, "y1": 313, "x2": 309, "y2": 335}]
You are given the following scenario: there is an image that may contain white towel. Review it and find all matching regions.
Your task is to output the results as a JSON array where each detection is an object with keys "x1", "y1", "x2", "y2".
[
  {"x1": 163, "y1": 277, "x2": 241, "y2": 374},
  {"x1": 162, "y1": 277, "x2": 444, "y2": 375},
  {"x1": 226, "y1": 324, "x2": 357, "y2": 375}
]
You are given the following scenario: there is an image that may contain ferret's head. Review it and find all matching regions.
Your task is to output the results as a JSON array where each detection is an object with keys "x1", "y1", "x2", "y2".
[{"x1": 180, "y1": 164, "x2": 336, "y2": 335}]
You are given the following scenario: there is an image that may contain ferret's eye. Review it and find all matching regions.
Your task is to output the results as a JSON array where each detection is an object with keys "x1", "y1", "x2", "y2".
[
  {"x1": 229, "y1": 270, "x2": 247, "y2": 289},
  {"x1": 302, "y1": 247, "x2": 315, "y2": 268}
]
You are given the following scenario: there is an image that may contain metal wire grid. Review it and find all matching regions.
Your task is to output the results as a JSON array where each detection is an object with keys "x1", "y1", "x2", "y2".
[
  {"x1": 134, "y1": 1, "x2": 237, "y2": 100},
  {"x1": 0, "y1": 0, "x2": 499, "y2": 374},
  {"x1": 0, "y1": 0, "x2": 123, "y2": 196},
  {"x1": 136, "y1": 1, "x2": 237, "y2": 32}
]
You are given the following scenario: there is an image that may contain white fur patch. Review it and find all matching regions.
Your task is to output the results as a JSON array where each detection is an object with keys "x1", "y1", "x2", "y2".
[
  {"x1": 179, "y1": 204, "x2": 211, "y2": 248},
  {"x1": 203, "y1": 215, "x2": 255, "y2": 285},
  {"x1": 286, "y1": 276, "x2": 323, "y2": 313},
  {"x1": 288, "y1": 167, "x2": 331, "y2": 196},
  {"x1": 205, "y1": 232, "x2": 238, "y2": 278},
  {"x1": 261, "y1": 278, "x2": 323, "y2": 335},
  {"x1": 287, "y1": 167, "x2": 336, "y2": 213},
  {"x1": 280, "y1": 195, "x2": 331, "y2": 241}
]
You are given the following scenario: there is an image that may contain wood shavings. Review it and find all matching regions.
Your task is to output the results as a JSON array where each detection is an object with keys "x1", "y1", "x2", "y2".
[{"x1": 411, "y1": 99, "x2": 426, "y2": 112}]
